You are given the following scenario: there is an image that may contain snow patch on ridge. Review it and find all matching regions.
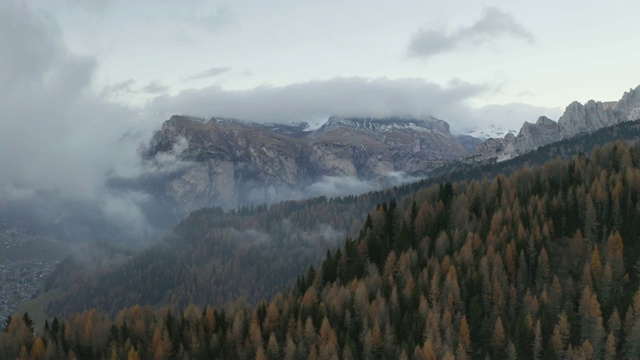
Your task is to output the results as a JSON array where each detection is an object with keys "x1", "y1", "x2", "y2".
[{"x1": 465, "y1": 124, "x2": 517, "y2": 140}]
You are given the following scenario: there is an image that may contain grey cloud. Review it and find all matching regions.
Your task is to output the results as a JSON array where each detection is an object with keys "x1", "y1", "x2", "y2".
[
  {"x1": 0, "y1": 1, "x2": 161, "y2": 240},
  {"x1": 100, "y1": 191, "x2": 152, "y2": 236},
  {"x1": 1, "y1": 185, "x2": 36, "y2": 202},
  {"x1": 142, "y1": 80, "x2": 169, "y2": 94},
  {"x1": 306, "y1": 176, "x2": 375, "y2": 198},
  {"x1": 196, "y1": 3, "x2": 234, "y2": 30},
  {"x1": 223, "y1": 171, "x2": 422, "y2": 211},
  {"x1": 138, "y1": 137, "x2": 194, "y2": 176},
  {"x1": 408, "y1": 7, "x2": 534, "y2": 58},
  {"x1": 54, "y1": 0, "x2": 112, "y2": 13},
  {"x1": 240, "y1": 68, "x2": 254, "y2": 77},
  {"x1": 517, "y1": 90, "x2": 535, "y2": 97},
  {"x1": 101, "y1": 79, "x2": 167, "y2": 97},
  {"x1": 100, "y1": 79, "x2": 135, "y2": 97},
  {"x1": 303, "y1": 172, "x2": 420, "y2": 200},
  {"x1": 181, "y1": 2, "x2": 235, "y2": 31},
  {"x1": 185, "y1": 67, "x2": 232, "y2": 81},
  {"x1": 149, "y1": 77, "x2": 486, "y2": 128},
  {"x1": 315, "y1": 224, "x2": 344, "y2": 243}
]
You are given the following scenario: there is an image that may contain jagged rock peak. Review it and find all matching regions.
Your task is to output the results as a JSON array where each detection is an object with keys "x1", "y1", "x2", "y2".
[
  {"x1": 471, "y1": 83, "x2": 640, "y2": 163},
  {"x1": 145, "y1": 111, "x2": 474, "y2": 214},
  {"x1": 321, "y1": 115, "x2": 450, "y2": 134},
  {"x1": 558, "y1": 99, "x2": 616, "y2": 135},
  {"x1": 620, "y1": 85, "x2": 640, "y2": 105},
  {"x1": 535, "y1": 116, "x2": 557, "y2": 126},
  {"x1": 616, "y1": 85, "x2": 640, "y2": 121},
  {"x1": 167, "y1": 115, "x2": 240, "y2": 125}
]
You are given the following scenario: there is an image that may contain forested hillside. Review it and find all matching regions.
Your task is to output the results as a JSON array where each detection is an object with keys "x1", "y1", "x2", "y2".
[
  {"x1": 43, "y1": 193, "x2": 396, "y2": 316},
  {"x1": 5, "y1": 140, "x2": 640, "y2": 359},
  {"x1": 43, "y1": 120, "x2": 640, "y2": 320}
]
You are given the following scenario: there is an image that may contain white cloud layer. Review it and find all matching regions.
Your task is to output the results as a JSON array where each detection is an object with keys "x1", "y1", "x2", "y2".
[
  {"x1": 149, "y1": 77, "x2": 487, "y2": 132},
  {"x1": 0, "y1": 0, "x2": 606, "y2": 245},
  {"x1": 0, "y1": 1, "x2": 157, "y2": 237}
]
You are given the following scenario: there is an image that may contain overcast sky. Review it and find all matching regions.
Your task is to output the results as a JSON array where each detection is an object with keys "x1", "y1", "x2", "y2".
[
  {"x1": 2, "y1": 0, "x2": 639, "y2": 234},
  {"x1": 15, "y1": 0, "x2": 637, "y2": 130},
  {"x1": 3, "y1": 0, "x2": 640, "y2": 175}
]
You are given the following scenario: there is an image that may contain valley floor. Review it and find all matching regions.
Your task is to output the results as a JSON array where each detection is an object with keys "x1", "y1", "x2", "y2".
[{"x1": 0, "y1": 229, "x2": 67, "y2": 319}]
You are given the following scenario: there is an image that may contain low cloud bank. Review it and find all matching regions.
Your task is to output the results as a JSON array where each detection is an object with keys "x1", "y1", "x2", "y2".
[{"x1": 0, "y1": 1, "x2": 559, "y2": 251}]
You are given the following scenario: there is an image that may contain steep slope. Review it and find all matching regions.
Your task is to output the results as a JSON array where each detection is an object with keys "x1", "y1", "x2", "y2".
[
  {"x1": 474, "y1": 84, "x2": 640, "y2": 162},
  {"x1": 141, "y1": 115, "x2": 469, "y2": 214},
  {"x1": 44, "y1": 119, "x2": 640, "y2": 319},
  {"x1": 430, "y1": 119, "x2": 640, "y2": 180},
  {"x1": 43, "y1": 193, "x2": 395, "y2": 316},
  {"x1": 143, "y1": 116, "x2": 312, "y2": 213},
  {"x1": 308, "y1": 116, "x2": 467, "y2": 176},
  {"x1": 11, "y1": 140, "x2": 640, "y2": 359}
]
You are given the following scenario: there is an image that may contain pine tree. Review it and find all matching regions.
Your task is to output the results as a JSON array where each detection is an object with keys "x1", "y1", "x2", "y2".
[
  {"x1": 283, "y1": 335, "x2": 297, "y2": 360},
  {"x1": 550, "y1": 311, "x2": 571, "y2": 358},
  {"x1": 532, "y1": 320, "x2": 542, "y2": 360},
  {"x1": 18, "y1": 346, "x2": 29, "y2": 360},
  {"x1": 422, "y1": 338, "x2": 437, "y2": 360},
  {"x1": 579, "y1": 339, "x2": 594, "y2": 360},
  {"x1": 21, "y1": 313, "x2": 34, "y2": 334},
  {"x1": 455, "y1": 343, "x2": 468, "y2": 360},
  {"x1": 550, "y1": 325, "x2": 564, "y2": 358},
  {"x1": 255, "y1": 345, "x2": 267, "y2": 360},
  {"x1": 506, "y1": 341, "x2": 517, "y2": 360},
  {"x1": 584, "y1": 195, "x2": 599, "y2": 244},
  {"x1": 491, "y1": 317, "x2": 506, "y2": 357},
  {"x1": 605, "y1": 232, "x2": 625, "y2": 291},
  {"x1": 308, "y1": 344, "x2": 319, "y2": 360},
  {"x1": 30, "y1": 336, "x2": 45, "y2": 360},
  {"x1": 604, "y1": 332, "x2": 616, "y2": 360},
  {"x1": 266, "y1": 333, "x2": 280, "y2": 360},
  {"x1": 607, "y1": 308, "x2": 621, "y2": 348},
  {"x1": 127, "y1": 346, "x2": 140, "y2": 360},
  {"x1": 535, "y1": 247, "x2": 550, "y2": 291}
]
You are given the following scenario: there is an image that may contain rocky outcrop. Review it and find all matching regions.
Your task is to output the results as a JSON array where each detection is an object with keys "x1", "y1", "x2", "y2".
[
  {"x1": 615, "y1": 87, "x2": 640, "y2": 121},
  {"x1": 143, "y1": 115, "x2": 470, "y2": 213},
  {"x1": 558, "y1": 100, "x2": 617, "y2": 135},
  {"x1": 455, "y1": 135, "x2": 484, "y2": 153},
  {"x1": 309, "y1": 116, "x2": 467, "y2": 176},
  {"x1": 474, "y1": 84, "x2": 640, "y2": 162},
  {"x1": 517, "y1": 116, "x2": 560, "y2": 152}
]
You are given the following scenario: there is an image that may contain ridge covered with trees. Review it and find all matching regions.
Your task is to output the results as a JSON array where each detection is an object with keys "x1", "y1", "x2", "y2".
[
  {"x1": 43, "y1": 120, "x2": 640, "y2": 320},
  {"x1": 5, "y1": 139, "x2": 640, "y2": 358}
]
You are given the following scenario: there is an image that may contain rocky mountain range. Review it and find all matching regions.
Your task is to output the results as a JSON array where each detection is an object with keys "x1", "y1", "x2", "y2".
[
  {"x1": 464, "y1": 124, "x2": 517, "y2": 140},
  {"x1": 139, "y1": 84, "x2": 640, "y2": 214},
  {"x1": 473, "y1": 84, "x2": 640, "y2": 162},
  {"x1": 142, "y1": 115, "x2": 472, "y2": 213}
]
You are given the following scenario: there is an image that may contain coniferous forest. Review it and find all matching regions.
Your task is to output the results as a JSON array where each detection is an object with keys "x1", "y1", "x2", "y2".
[
  {"x1": 42, "y1": 120, "x2": 640, "y2": 320},
  {"x1": 6, "y1": 138, "x2": 640, "y2": 358}
]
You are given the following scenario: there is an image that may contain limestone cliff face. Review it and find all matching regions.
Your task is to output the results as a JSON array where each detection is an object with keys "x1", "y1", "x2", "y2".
[
  {"x1": 474, "y1": 84, "x2": 640, "y2": 162},
  {"x1": 517, "y1": 116, "x2": 560, "y2": 152},
  {"x1": 144, "y1": 115, "x2": 470, "y2": 213},
  {"x1": 309, "y1": 116, "x2": 467, "y2": 176},
  {"x1": 558, "y1": 100, "x2": 617, "y2": 135},
  {"x1": 615, "y1": 87, "x2": 640, "y2": 121}
]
